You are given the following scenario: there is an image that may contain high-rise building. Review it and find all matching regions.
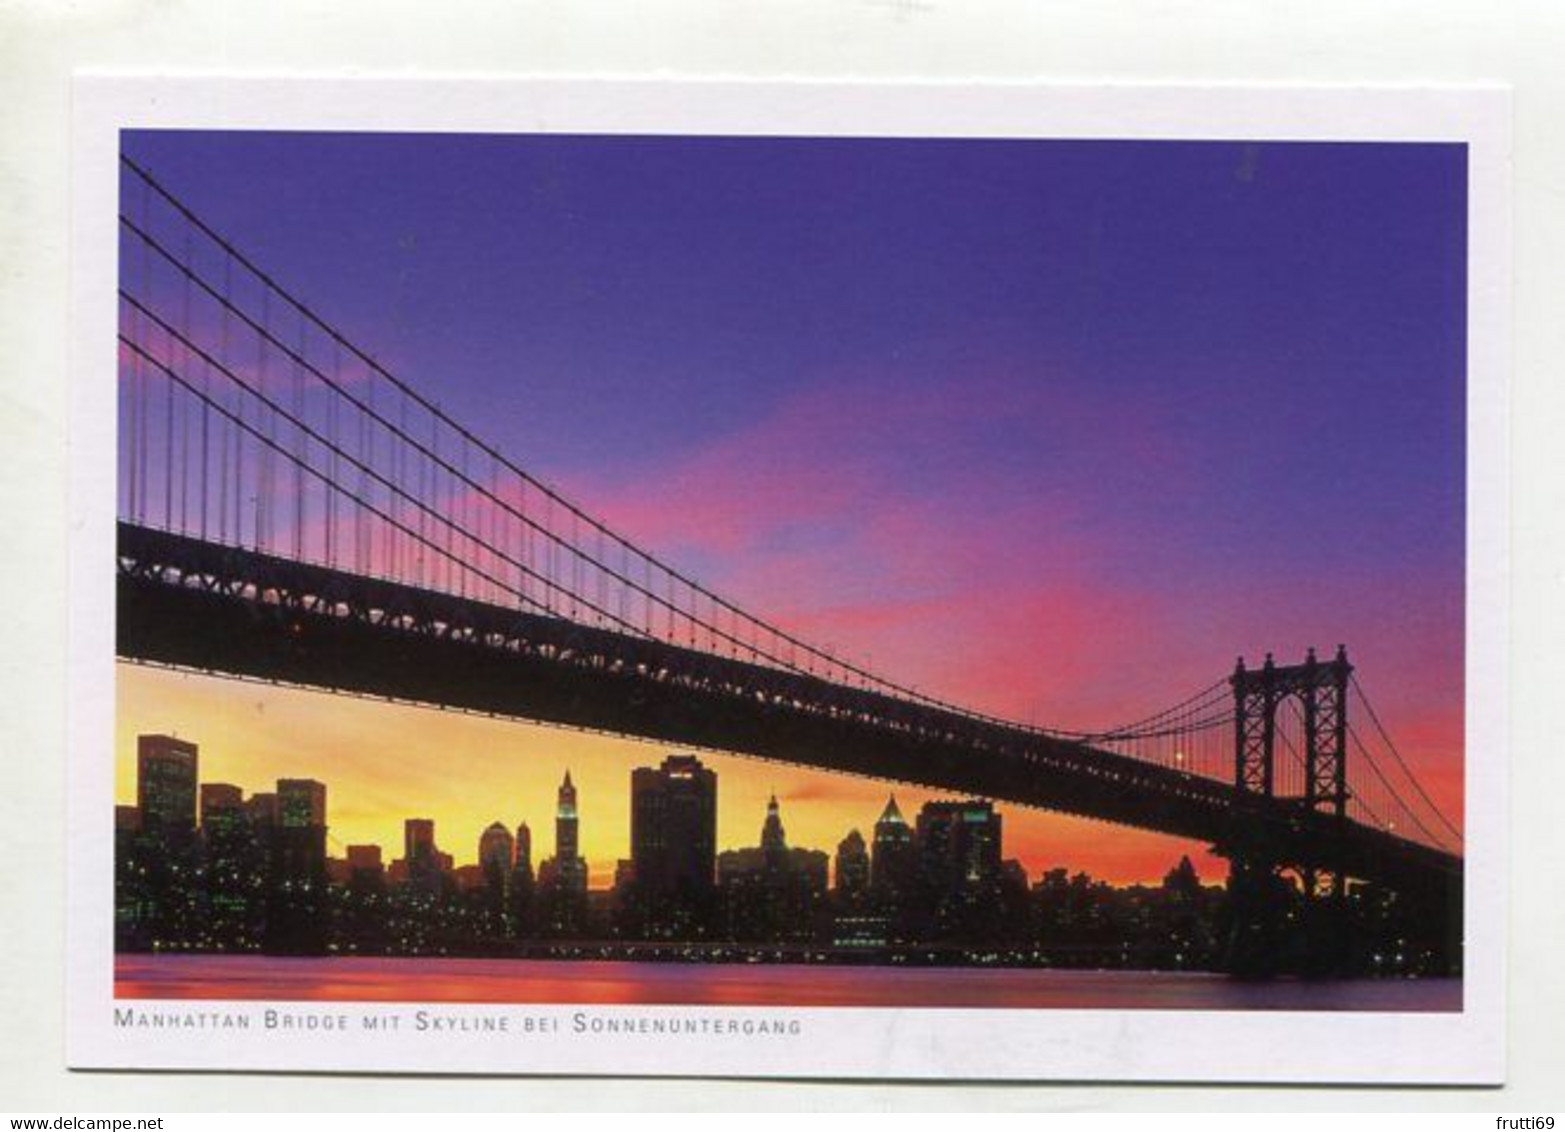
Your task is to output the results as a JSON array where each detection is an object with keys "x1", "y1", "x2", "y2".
[
  {"x1": 556, "y1": 770, "x2": 579, "y2": 864},
  {"x1": 834, "y1": 828, "x2": 871, "y2": 900},
  {"x1": 760, "y1": 794, "x2": 787, "y2": 862},
  {"x1": 614, "y1": 858, "x2": 637, "y2": 890},
  {"x1": 346, "y1": 844, "x2": 383, "y2": 873},
  {"x1": 915, "y1": 800, "x2": 1001, "y2": 885},
  {"x1": 479, "y1": 822, "x2": 515, "y2": 872},
  {"x1": 114, "y1": 804, "x2": 142, "y2": 834},
  {"x1": 404, "y1": 818, "x2": 436, "y2": 866},
  {"x1": 508, "y1": 820, "x2": 536, "y2": 936},
  {"x1": 199, "y1": 782, "x2": 256, "y2": 947},
  {"x1": 199, "y1": 783, "x2": 243, "y2": 828},
  {"x1": 551, "y1": 770, "x2": 587, "y2": 891},
  {"x1": 277, "y1": 779, "x2": 327, "y2": 829},
  {"x1": 513, "y1": 822, "x2": 532, "y2": 877},
  {"x1": 830, "y1": 828, "x2": 887, "y2": 950},
  {"x1": 266, "y1": 779, "x2": 329, "y2": 955},
  {"x1": 629, "y1": 755, "x2": 717, "y2": 938},
  {"x1": 113, "y1": 803, "x2": 151, "y2": 950},
  {"x1": 716, "y1": 796, "x2": 828, "y2": 944},
  {"x1": 870, "y1": 795, "x2": 917, "y2": 901},
  {"x1": 245, "y1": 792, "x2": 279, "y2": 828},
  {"x1": 136, "y1": 734, "x2": 198, "y2": 835},
  {"x1": 540, "y1": 771, "x2": 588, "y2": 936},
  {"x1": 338, "y1": 843, "x2": 388, "y2": 953},
  {"x1": 914, "y1": 799, "x2": 1004, "y2": 941},
  {"x1": 1163, "y1": 855, "x2": 1202, "y2": 901},
  {"x1": 1002, "y1": 859, "x2": 1029, "y2": 890}
]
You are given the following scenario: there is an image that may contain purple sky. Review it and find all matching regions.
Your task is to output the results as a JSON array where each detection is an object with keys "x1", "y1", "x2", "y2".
[{"x1": 120, "y1": 129, "x2": 1467, "y2": 822}]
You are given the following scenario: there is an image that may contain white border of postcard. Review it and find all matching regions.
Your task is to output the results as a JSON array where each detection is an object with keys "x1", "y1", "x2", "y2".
[{"x1": 66, "y1": 75, "x2": 1510, "y2": 1083}]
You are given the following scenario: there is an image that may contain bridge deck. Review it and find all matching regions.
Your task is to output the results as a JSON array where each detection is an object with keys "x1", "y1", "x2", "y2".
[{"x1": 116, "y1": 522, "x2": 1460, "y2": 892}]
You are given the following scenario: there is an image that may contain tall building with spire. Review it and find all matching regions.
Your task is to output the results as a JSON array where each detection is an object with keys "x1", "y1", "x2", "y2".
[
  {"x1": 871, "y1": 797, "x2": 914, "y2": 884},
  {"x1": 556, "y1": 770, "x2": 579, "y2": 864},
  {"x1": 717, "y1": 795, "x2": 828, "y2": 943},
  {"x1": 871, "y1": 795, "x2": 919, "y2": 930},
  {"x1": 540, "y1": 770, "x2": 588, "y2": 936},
  {"x1": 760, "y1": 793, "x2": 788, "y2": 864}
]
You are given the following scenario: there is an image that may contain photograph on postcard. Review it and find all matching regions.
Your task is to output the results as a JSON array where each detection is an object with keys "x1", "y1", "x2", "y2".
[
  {"x1": 110, "y1": 128, "x2": 1465, "y2": 1008},
  {"x1": 67, "y1": 80, "x2": 1507, "y2": 1080}
]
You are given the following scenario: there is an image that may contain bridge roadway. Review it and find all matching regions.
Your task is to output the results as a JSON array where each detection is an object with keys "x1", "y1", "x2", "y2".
[{"x1": 116, "y1": 522, "x2": 1460, "y2": 894}]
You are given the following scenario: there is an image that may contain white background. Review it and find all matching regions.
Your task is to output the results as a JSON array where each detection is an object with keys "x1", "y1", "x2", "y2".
[{"x1": 2, "y1": 0, "x2": 1562, "y2": 1112}]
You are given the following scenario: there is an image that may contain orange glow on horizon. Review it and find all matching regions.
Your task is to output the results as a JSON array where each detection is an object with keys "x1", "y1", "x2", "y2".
[{"x1": 115, "y1": 663, "x2": 1225, "y2": 888}]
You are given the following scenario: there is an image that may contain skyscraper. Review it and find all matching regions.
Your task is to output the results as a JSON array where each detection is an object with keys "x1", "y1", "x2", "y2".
[
  {"x1": 400, "y1": 817, "x2": 441, "y2": 891},
  {"x1": 761, "y1": 794, "x2": 787, "y2": 857},
  {"x1": 513, "y1": 822, "x2": 532, "y2": 877},
  {"x1": 113, "y1": 803, "x2": 151, "y2": 951},
  {"x1": 716, "y1": 795, "x2": 827, "y2": 944},
  {"x1": 556, "y1": 770, "x2": 579, "y2": 865},
  {"x1": 871, "y1": 795, "x2": 916, "y2": 902},
  {"x1": 199, "y1": 783, "x2": 245, "y2": 837},
  {"x1": 914, "y1": 799, "x2": 1004, "y2": 941},
  {"x1": 629, "y1": 754, "x2": 717, "y2": 937},
  {"x1": 245, "y1": 792, "x2": 279, "y2": 828},
  {"x1": 267, "y1": 778, "x2": 329, "y2": 955},
  {"x1": 829, "y1": 828, "x2": 883, "y2": 949},
  {"x1": 509, "y1": 820, "x2": 535, "y2": 937},
  {"x1": 199, "y1": 782, "x2": 256, "y2": 950},
  {"x1": 541, "y1": 770, "x2": 588, "y2": 936},
  {"x1": 114, "y1": 805, "x2": 142, "y2": 834},
  {"x1": 915, "y1": 800, "x2": 1001, "y2": 886},
  {"x1": 479, "y1": 822, "x2": 515, "y2": 872},
  {"x1": 346, "y1": 844, "x2": 383, "y2": 874},
  {"x1": 136, "y1": 734, "x2": 198, "y2": 836},
  {"x1": 277, "y1": 779, "x2": 327, "y2": 829},
  {"x1": 834, "y1": 828, "x2": 871, "y2": 901},
  {"x1": 199, "y1": 783, "x2": 242, "y2": 819},
  {"x1": 404, "y1": 818, "x2": 436, "y2": 866}
]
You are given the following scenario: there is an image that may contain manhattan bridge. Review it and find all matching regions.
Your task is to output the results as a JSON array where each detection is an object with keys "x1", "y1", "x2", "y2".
[{"x1": 113, "y1": 156, "x2": 1464, "y2": 974}]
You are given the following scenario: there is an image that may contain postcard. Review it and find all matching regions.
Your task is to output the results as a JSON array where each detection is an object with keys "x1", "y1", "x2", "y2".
[{"x1": 66, "y1": 76, "x2": 1509, "y2": 1082}]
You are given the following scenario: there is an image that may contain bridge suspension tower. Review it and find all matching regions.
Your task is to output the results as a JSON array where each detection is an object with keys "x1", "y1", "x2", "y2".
[{"x1": 1227, "y1": 646, "x2": 1354, "y2": 975}]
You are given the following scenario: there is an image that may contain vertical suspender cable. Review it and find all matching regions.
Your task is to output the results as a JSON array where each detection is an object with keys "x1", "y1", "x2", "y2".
[{"x1": 293, "y1": 310, "x2": 306, "y2": 561}]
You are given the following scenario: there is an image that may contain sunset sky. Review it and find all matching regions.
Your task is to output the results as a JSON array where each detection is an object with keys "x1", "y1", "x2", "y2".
[{"x1": 116, "y1": 131, "x2": 1467, "y2": 884}]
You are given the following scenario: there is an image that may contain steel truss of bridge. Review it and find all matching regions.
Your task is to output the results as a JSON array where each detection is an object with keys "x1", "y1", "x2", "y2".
[{"x1": 117, "y1": 521, "x2": 1460, "y2": 899}]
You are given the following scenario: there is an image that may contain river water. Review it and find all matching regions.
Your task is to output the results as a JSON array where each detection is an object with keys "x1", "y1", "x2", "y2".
[{"x1": 115, "y1": 954, "x2": 1460, "y2": 1011}]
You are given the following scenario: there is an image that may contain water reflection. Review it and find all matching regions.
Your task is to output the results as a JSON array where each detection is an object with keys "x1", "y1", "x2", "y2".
[{"x1": 115, "y1": 955, "x2": 1461, "y2": 1012}]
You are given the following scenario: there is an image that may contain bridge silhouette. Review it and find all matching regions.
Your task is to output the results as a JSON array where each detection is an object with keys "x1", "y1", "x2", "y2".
[{"x1": 114, "y1": 156, "x2": 1463, "y2": 971}]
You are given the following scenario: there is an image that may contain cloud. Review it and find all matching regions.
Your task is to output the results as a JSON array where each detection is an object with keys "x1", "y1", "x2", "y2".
[
  {"x1": 529, "y1": 366, "x2": 1193, "y2": 727},
  {"x1": 146, "y1": 345, "x2": 1460, "y2": 835}
]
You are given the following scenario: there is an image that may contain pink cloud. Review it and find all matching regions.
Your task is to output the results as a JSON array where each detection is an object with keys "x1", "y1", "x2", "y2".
[
  {"x1": 534, "y1": 368, "x2": 1194, "y2": 730},
  {"x1": 144, "y1": 338, "x2": 1459, "y2": 838}
]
